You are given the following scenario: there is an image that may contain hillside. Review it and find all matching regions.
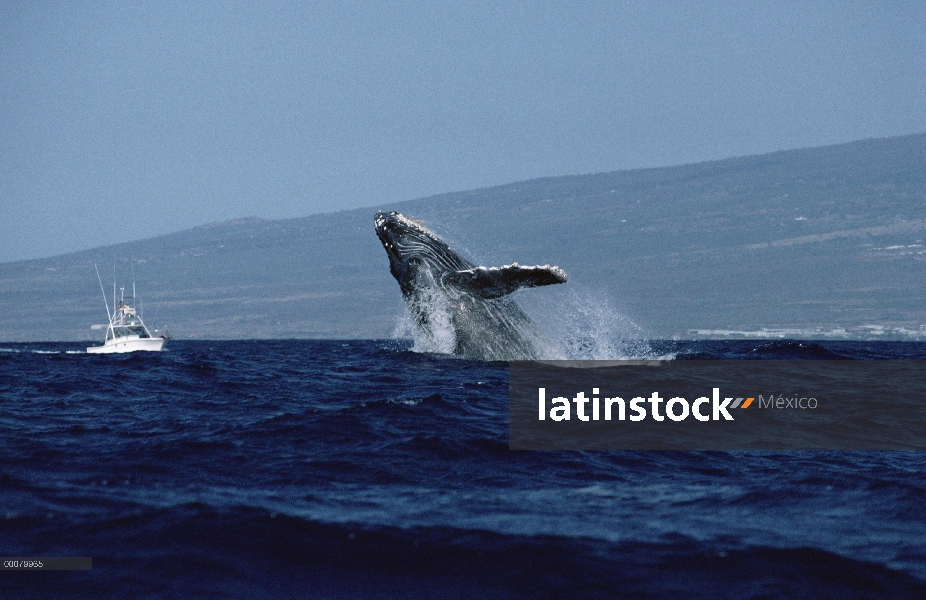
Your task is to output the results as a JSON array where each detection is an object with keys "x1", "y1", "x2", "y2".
[{"x1": 2, "y1": 133, "x2": 925, "y2": 341}]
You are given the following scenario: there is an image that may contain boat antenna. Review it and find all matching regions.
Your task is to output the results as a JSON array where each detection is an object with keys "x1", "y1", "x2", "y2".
[
  {"x1": 93, "y1": 262, "x2": 111, "y2": 318},
  {"x1": 132, "y1": 261, "x2": 136, "y2": 302},
  {"x1": 113, "y1": 261, "x2": 117, "y2": 310}
]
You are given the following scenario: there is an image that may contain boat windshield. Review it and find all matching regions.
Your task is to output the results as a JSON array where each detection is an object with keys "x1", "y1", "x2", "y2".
[{"x1": 109, "y1": 325, "x2": 150, "y2": 339}]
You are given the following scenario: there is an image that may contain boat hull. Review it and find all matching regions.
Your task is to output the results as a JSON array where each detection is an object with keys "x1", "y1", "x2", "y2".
[{"x1": 86, "y1": 337, "x2": 166, "y2": 354}]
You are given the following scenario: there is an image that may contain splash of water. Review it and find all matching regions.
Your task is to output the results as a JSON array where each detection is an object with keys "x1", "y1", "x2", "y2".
[
  {"x1": 515, "y1": 286, "x2": 657, "y2": 360},
  {"x1": 391, "y1": 285, "x2": 457, "y2": 355},
  {"x1": 392, "y1": 282, "x2": 661, "y2": 361}
]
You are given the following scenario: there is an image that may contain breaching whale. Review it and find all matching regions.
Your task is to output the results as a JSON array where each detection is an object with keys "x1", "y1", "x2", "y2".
[{"x1": 375, "y1": 211, "x2": 567, "y2": 360}]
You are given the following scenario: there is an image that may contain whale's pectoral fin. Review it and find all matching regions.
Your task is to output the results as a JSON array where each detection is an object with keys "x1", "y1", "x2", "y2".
[{"x1": 444, "y1": 263, "x2": 567, "y2": 299}]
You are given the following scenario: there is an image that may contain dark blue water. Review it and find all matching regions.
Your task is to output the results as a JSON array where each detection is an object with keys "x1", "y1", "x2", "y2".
[{"x1": 2, "y1": 339, "x2": 925, "y2": 599}]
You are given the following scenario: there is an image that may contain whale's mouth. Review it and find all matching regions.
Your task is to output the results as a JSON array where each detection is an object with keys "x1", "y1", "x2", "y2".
[
  {"x1": 375, "y1": 211, "x2": 435, "y2": 261},
  {"x1": 374, "y1": 211, "x2": 403, "y2": 261}
]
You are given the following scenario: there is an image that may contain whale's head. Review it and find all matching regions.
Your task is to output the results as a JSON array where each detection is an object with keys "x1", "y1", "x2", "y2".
[{"x1": 375, "y1": 211, "x2": 467, "y2": 295}]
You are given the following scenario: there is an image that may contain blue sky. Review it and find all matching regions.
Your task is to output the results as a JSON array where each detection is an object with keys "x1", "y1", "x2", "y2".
[{"x1": 2, "y1": 1, "x2": 924, "y2": 262}]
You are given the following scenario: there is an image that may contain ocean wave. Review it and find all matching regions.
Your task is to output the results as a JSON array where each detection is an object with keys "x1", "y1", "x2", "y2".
[
  {"x1": 4, "y1": 504, "x2": 925, "y2": 599},
  {"x1": 4, "y1": 340, "x2": 926, "y2": 598}
]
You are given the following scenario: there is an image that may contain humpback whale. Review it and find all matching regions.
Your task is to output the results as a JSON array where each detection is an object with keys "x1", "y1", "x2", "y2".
[{"x1": 375, "y1": 211, "x2": 567, "y2": 360}]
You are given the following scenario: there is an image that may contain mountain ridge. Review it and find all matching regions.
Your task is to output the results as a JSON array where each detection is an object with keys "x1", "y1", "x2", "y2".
[{"x1": 2, "y1": 132, "x2": 925, "y2": 342}]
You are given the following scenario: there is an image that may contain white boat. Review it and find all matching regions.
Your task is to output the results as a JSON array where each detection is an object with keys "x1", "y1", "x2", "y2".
[{"x1": 87, "y1": 266, "x2": 167, "y2": 354}]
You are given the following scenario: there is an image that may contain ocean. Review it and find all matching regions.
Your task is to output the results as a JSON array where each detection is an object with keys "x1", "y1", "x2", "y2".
[{"x1": 2, "y1": 339, "x2": 925, "y2": 598}]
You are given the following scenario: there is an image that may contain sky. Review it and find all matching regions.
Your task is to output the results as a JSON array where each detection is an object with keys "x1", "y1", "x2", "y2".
[{"x1": 1, "y1": 1, "x2": 925, "y2": 263}]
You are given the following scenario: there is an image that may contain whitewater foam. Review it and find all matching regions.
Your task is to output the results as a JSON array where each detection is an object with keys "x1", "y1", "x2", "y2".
[
  {"x1": 519, "y1": 286, "x2": 656, "y2": 360},
  {"x1": 392, "y1": 283, "x2": 664, "y2": 361}
]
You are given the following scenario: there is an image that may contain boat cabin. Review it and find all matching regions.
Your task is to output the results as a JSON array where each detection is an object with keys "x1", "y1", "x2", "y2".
[{"x1": 106, "y1": 302, "x2": 153, "y2": 341}]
